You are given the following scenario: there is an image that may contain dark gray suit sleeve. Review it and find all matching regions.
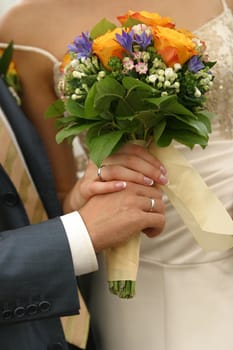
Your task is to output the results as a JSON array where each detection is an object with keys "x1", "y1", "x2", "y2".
[{"x1": 0, "y1": 217, "x2": 80, "y2": 325}]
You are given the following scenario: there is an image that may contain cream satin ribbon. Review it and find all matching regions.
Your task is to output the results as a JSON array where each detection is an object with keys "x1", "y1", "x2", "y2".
[
  {"x1": 0, "y1": 110, "x2": 90, "y2": 349},
  {"x1": 150, "y1": 143, "x2": 233, "y2": 251}
]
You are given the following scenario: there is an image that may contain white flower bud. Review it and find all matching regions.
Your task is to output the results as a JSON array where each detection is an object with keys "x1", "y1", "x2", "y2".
[
  {"x1": 158, "y1": 69, "x2": 165, "y2": 76},
  {"x1": 164, "y1": 68, "x2": 174, "y2": 79},
  {"x1": 71, "y1": 94, "x2": 78, "y2": 100},
  {"x1": 173, "y1": 82, "x2": 180, "y2": 89},
  {"x1": 72, "y1": 71, "x2": 80, "y2": 78},
  {"x1": 158, "y1": 75, "x2": 165, "y2": 82},
  {"x1": 148, "y1": 74, "x2": 158, "y2": 83},
  {"x1": 194, "y1": 87, "x2": 202, "y2": 97},
  {"x1": 99, "y1": 71, "x2": 106, "y2": 78},
  {"x1": 164, "y1": 80, "x2": 171, "y2": 88}
]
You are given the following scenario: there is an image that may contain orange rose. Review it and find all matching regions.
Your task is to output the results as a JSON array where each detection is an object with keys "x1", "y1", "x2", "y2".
[
  {"x1": 153, "y1": 26, "x2": 197, "y2": 66},
  {"x1": 92, "y1": 28, "x2": 126, "y2": 69},
  {"x1": 117, "y1": 10, "x2": 174, "y2": 29}
]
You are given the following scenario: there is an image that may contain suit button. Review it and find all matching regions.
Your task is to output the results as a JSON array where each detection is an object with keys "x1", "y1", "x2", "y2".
[
  {"x1": 39, "y1": 300, "x2": 51, "y2": 313},
  {"x1": 14, "y1": 306, "x2": 25, "y2": 318},
  {"x1": 47, "y1": 342, "x2": 64, "y2": 350},
  {"x1": 3, "y1": 191, "x2": 19, "y2": 207},
  {"x1": 2, "y1": 309, "x2": 13, "y2": 320},
  {"x1": 26, "y1": 303, "x2": 38, "y2": 316}
]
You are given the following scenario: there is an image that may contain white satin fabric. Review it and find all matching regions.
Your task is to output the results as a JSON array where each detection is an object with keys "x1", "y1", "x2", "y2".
[{"x1": 87, "y1": 2, "x2": 233, "y2": 349}]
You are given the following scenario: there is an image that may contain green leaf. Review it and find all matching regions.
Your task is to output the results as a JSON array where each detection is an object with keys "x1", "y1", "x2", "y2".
[
  {"x1": 116, "y1": 116, "x2": 141, "y2": 133},
  {"x1": 0, "y1": 41, "x2": 13, "y2": 76},
  {"x1": 56, "y1": 121, "x2": 102, "y2": 144},
  {"x1": 195, "y1": 110, "x2": 215, "y2": 133},
  {"x1": 123, "y1": 17, "x2": 144, "y2": 27},
  {"x1": 157, "y1": 130, "x2": 173, "y2": 147},
  {"x1": 55, "y1": 115, "x2": 79, "y2": 128},
  {"x1": 175, "y1": 131, "x2": 209, "y2": 148},
  {"x1": 122, "y1": 76, "x2": 153, "y2": 93},
  {"x1": 94, "y1": 77, "x2": 126, "y2": 112},
  {"x1": 153, "y1": 120, "x2": 167, "y2": 143},
  {"x1": 197, "y1": 109, "x2": 218, "y2": 120},
  {"x1": 90, "y1": 18, "x2": 116, "y2": 39},
  {"x1": 122, "y1": 77, "x2": 155, "y2": 112},
  {"x1": 45, "y1": 99, "x2": 65, "y2": 118},
  {"x1": 125, "y1": 90, "x2": 153, "y2": 113},
  {"x1": 115, "y1": 98, "x2": 135, "y2": 116},
  {"x1": 161, "y1": 98, "x2": 197, "y2": 118},
  {"x1": 84, "y1": 83, "x2": 100, "y2": 118},
  {"x1": 166, "y1": 113, "x2": 209, "y2": 137},
  {"x1": 87, "y1": 130, "x2": 124, "y2": 166},
  {"x1": 56, "y1": 126, "x2": 80, "y2": 144},
  {"x1": 65, "y1": 99, "x2": 87, "y2": 118},
  {"x1": 145, "y1": 95, "x2": 177, "y2": 109},
  {"x1": 159, "y1": 128, "x2": 209, "y2": 148}
]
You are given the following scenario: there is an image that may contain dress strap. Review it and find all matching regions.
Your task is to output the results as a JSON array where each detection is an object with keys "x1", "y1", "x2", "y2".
[
  {"x1": 220, "y1": 0, "x2": 229, "y2": 11},
  {"x1": 0, "y1": 42, "x2": 60, "y2": 65}
]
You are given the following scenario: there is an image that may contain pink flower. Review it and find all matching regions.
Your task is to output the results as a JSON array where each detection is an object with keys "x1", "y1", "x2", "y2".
[
  {"x1": 123, "y1": 57, "x2": 134, "y2": 71},
  {"x1": 135, "y1": 62, "x2": 148, "y2": 74}
]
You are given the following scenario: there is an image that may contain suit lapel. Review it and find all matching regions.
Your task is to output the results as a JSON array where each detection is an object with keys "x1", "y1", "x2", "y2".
[{"x1": 0, "y1": 78, "x2": 62, "y2": 218}]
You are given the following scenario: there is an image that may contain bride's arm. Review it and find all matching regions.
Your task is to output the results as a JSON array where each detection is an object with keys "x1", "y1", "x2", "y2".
[{"x1": 0, "y1": 4, "x2": 78, "y2": 204}]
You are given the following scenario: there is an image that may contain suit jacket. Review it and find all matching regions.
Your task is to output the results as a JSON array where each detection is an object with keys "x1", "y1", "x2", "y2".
[{"x1": 0, "y1": 78, "x2": 80, "y2": 350}]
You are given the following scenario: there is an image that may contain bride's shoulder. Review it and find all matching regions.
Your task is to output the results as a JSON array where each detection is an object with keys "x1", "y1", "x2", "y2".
[
  {"x1": 0, "y1": 3, "x2": 37, "y2": 43},
  {"x1": 0, "y1": 1, "x2": 57, "y2": 44}
]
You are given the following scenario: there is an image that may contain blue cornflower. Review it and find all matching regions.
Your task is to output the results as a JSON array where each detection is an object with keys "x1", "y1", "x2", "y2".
[
  {"x1": 68, "y1": 32, "x2": 93, "y2": 59},
  {"x1": 188, "y1": 55, "x2": 205, "y2": 73},
  {"x1": 134, "y1": 32, "x2": 152, "y2": 50},
  {"x1": 115, "y1": 30, "x2": 134, "y2": 53}
]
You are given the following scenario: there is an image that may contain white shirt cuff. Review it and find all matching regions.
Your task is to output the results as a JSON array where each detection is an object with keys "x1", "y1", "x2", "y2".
[{"x1": 60, "y1": 211, "x2": 98, "y2": 276}]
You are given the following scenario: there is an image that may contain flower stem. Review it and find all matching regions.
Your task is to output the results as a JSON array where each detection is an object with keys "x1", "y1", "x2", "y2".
[{"x1": 108, "y1": 280, "x2": 136, "y2": 298}]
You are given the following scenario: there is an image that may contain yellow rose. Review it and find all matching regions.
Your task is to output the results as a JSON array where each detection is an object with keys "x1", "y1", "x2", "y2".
[
  {"x1": 92, "y1": 28, "x2": 126, "y2": 69},
  {"x1": 117, "y1": 10, "x2": 174, "y2": 29},
  {"x1": 153, "y1": 26, "x2": 197, "y2": 66}
]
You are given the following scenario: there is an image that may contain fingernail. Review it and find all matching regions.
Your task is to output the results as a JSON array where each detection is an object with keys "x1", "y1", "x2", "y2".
[
  {"x1": 159, "y1": 174, "x2": 168, "y2": 185},
  {"x1": 160, "y1": 165, "x2": 167, "y2": 175},
  {"x1": 144, "y1": 176, "x2": 154, "y2": 186},
  {"x1": 115, "y1": 181, "x2": 127, "y2": 189}
]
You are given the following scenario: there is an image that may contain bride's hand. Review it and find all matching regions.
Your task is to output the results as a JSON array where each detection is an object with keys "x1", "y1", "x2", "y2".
[{"x1": 63, "y1": 143, "x2": 168, "y2": 213}]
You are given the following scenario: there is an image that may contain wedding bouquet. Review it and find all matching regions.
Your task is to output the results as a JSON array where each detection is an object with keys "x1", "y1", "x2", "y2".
[{"x1": 47, "y1": 10, "x2": 233, "y2": 298}]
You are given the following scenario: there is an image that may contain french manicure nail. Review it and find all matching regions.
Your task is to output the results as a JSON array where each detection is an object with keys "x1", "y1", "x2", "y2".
[
  {"x1": 160, "y1": 165, "x2": 167, "y2": 175},
  {"x1": 159, "y1": 174, "x2": 168, "y2": 185},
  {"x1": 144, "y1": 176, "x2": 154, "y2": 186},
  {"x1": 115, "y1": 181, "x2": 127, "y2": 189}
]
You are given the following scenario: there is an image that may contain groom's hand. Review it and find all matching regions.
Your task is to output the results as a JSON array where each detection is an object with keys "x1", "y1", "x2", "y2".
[{"x1": 79, "y1": 182, "x2": 165, "y2": 253}]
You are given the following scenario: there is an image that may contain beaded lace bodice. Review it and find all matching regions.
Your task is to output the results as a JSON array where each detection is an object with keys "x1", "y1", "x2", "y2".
[{"x1": 195, "y1": 4, "x2": 233, "y2": 139}]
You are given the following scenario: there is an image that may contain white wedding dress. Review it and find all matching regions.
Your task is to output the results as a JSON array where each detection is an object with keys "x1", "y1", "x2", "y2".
[
  {"x1": 1, "y1": 1, "x2": 232, "y2": 348},
  {"x1": 86, "y1": 1, "x2": 233, "y2": 349}
]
